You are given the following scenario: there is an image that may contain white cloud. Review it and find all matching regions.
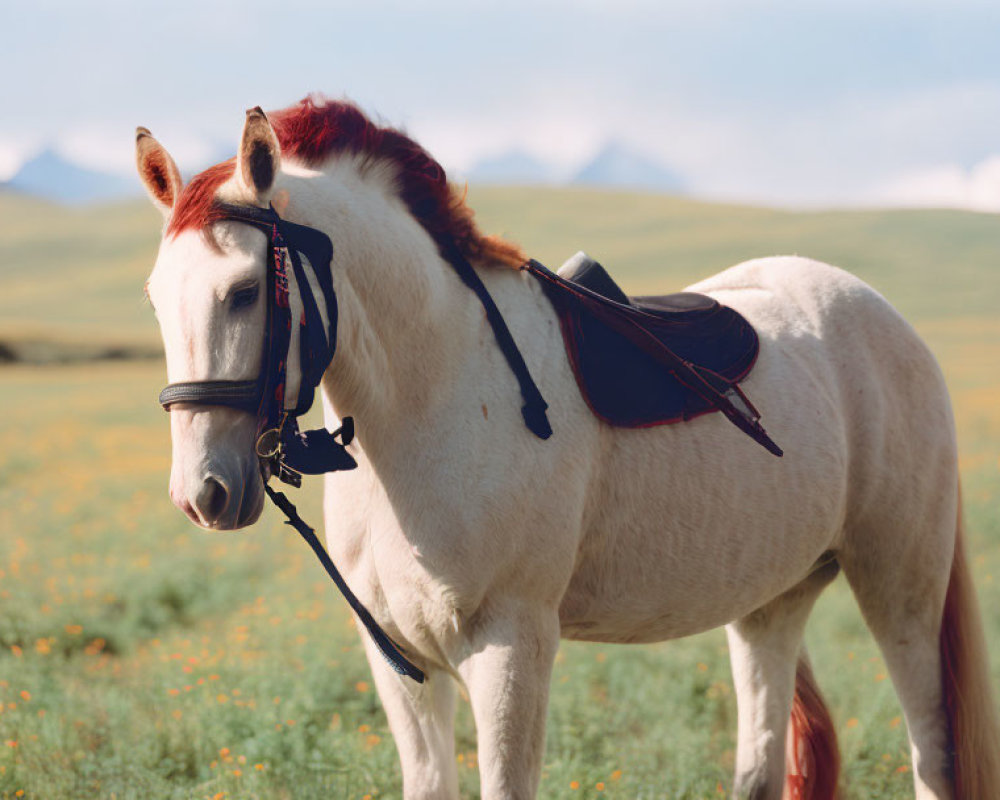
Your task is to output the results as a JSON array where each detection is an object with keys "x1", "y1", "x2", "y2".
[
  {"x1": 0, "y1": 139, "x2": 37, "y2": 181},
  {"x1": 55, "y1": 125, "x2": 222, "y2": 178},
  {"x1": 412, "y1": 110, "x2": 606, "y2": 178},
  {"x1": 867, "y1": 156, "x2": 1000, "y2": 211}
]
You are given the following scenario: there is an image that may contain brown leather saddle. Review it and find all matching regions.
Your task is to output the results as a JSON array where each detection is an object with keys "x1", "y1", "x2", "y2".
[{"x1": 524, "y1": 253, "x2": 782, "y2": 456}]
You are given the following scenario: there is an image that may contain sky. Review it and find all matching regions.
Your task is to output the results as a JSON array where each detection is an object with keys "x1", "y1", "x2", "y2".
[{"x1": 4, "y1": 0, "x2": 1000, "y2": 207}]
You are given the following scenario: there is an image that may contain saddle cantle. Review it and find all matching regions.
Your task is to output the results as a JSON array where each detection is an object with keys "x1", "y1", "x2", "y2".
[{"x1": 524, "y1": 253, "x2": 782, "y2": 455}]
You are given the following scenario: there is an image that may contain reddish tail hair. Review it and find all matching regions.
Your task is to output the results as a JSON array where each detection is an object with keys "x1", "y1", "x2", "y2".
[
  {"x1": 940, "y1": 494, "x2": 1000, "y2": 798},
  {"x1": 785, "y1": 656, "x2": 840, "y2": 800}
]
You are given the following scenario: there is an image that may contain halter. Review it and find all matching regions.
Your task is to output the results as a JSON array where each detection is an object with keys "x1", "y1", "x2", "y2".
[
  {"x1": 157, "y1": 203, "x2": 554, "y2": 684},
  {"x1": 158, "y1": 203, "x2": 355, "y2": 480}
]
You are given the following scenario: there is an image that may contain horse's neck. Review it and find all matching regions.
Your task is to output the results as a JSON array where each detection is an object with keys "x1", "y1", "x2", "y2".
[{"x1": 296, "y1": 162, "x2": 490, "y2": 450}]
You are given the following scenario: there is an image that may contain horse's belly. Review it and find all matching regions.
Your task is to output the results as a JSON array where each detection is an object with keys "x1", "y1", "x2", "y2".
[
  {"x1": 557, "y1": 500, "x2": 839, "y2": 644},
  {"x1": 558, "y1": 562, "x2": 793, "y2": 644}
]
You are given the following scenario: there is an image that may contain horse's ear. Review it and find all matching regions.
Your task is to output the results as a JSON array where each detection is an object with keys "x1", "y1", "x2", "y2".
[
  {"x1": 135, "y1": 128, "x2": 182, "y2": 214},
  {"x1": 236, "y1": 107, "x2": 281, "y2": 203}
]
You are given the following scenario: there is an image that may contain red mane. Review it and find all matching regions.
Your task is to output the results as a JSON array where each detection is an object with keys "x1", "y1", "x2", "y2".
[{"x1": 167, "y1": 97, "x2": 524, "y2": 268}]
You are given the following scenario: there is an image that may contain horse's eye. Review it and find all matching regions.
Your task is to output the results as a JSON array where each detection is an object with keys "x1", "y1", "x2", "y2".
[{"x1": 231, "y1": 284, "x2": 259, "y2": 311}]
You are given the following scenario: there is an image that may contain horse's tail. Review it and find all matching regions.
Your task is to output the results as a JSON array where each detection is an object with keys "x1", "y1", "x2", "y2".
[
  {"x1": 940, "y1": 494, "x2": 1000, "y2": 798},
  {"x1": 785, "y1": 654, "x2": 840, "y2": 800}
]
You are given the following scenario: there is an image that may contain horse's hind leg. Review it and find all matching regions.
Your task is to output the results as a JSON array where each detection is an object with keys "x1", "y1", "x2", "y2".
[
  {"x1": 839, "y1": 499, "x2": 957, "y2": 800},
  {"x1": 727, "y1": 559, "x2": 840, "y2": 800}
]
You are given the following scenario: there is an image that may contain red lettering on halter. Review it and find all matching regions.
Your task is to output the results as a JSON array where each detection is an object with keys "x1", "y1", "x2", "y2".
[{"x1": 167, "y1": 97, "x2": 525, "y2": 268}]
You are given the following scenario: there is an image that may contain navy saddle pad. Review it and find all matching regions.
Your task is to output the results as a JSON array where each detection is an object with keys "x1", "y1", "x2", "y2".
[{"x1": 526, "y1": 253, "x2": 778, "y2": 453}]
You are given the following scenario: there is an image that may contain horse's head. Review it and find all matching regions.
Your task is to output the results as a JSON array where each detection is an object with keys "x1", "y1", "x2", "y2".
[{"x1": 137, "y1": 109, "x2": 285, "y2": 530}]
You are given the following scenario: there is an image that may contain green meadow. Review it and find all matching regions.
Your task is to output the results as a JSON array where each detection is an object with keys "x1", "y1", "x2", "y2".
[{"x1": 0, "y1": 187, "x2": 998, "y2": 799}]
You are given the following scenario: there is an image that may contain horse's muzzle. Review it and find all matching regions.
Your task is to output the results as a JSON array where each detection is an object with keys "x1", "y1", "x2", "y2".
[{"x1": 177, "y1": 466, "x2": 264, "y2": 530}]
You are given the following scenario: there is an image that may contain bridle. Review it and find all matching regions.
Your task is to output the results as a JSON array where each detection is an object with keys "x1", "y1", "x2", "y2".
[
  {"x1": 156, "y1": 202, "x2": 554, "y2": 683},
  {"x1": 158, "y1": 203, "x2": 355, "y2": 481}
]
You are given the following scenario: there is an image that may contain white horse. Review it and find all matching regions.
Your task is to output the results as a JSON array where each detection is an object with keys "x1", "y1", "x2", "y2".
[{"x1": 136, "y1": 98, "x2": 1000, "y2": 800}]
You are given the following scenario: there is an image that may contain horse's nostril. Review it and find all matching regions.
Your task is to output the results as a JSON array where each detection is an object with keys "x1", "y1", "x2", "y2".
[{"x1": 198, "y1": 476, "x2": 229, "y2": 522}]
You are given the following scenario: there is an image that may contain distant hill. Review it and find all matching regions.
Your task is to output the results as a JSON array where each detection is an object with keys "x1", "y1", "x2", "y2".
[
  {"x1": 572, "y1": 142, "x2": 686, "y2": 193},
  {"x1": 467, "y1": 150, "x2": 559, "y2": 185},
  {"x1": 8, "y1": 149, "x2": 138, "y2": 205},
  {"x1": 467, "y1": 142, "x2": 686, "y2": 193},
  {"x1": 1, "y1": 188, "x2": 997, "y2": 362}
]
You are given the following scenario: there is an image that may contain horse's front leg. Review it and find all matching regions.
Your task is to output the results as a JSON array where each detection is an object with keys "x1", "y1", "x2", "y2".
[
  {"x1": 362, "y1": 636, "x2": 460, "y2": 800},
  {"x1": 458, "y1": 599, "x2": 561, "y2": 800}
]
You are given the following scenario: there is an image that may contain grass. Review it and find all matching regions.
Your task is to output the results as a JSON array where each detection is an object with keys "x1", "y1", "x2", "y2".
[{"x1": 1, "y1": 188, "x2": 998, "y2": 798}]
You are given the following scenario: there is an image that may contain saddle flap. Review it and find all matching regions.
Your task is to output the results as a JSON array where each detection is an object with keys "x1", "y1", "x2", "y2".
[{"x1": 532, "y1": 256, "x2": 779, "y2": 454}]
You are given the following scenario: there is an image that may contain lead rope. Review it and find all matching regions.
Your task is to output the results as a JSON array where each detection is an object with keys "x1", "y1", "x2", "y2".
[{"x1": 262, "y1": 482, "x2": 425, "y2": 683}]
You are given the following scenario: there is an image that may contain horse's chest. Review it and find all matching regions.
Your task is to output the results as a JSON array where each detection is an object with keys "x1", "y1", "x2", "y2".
[{"x1": 324, "y1": 530, "x2": 466, "y2": 666}]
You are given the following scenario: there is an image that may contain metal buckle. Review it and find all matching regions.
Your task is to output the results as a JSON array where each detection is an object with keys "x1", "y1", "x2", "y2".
[
  {"x1": 276, "y1": 463, "x2": 302, "y2": 488},
  {"x1": 255, "y1": 413, "x2": 288, "y2": 459}
]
